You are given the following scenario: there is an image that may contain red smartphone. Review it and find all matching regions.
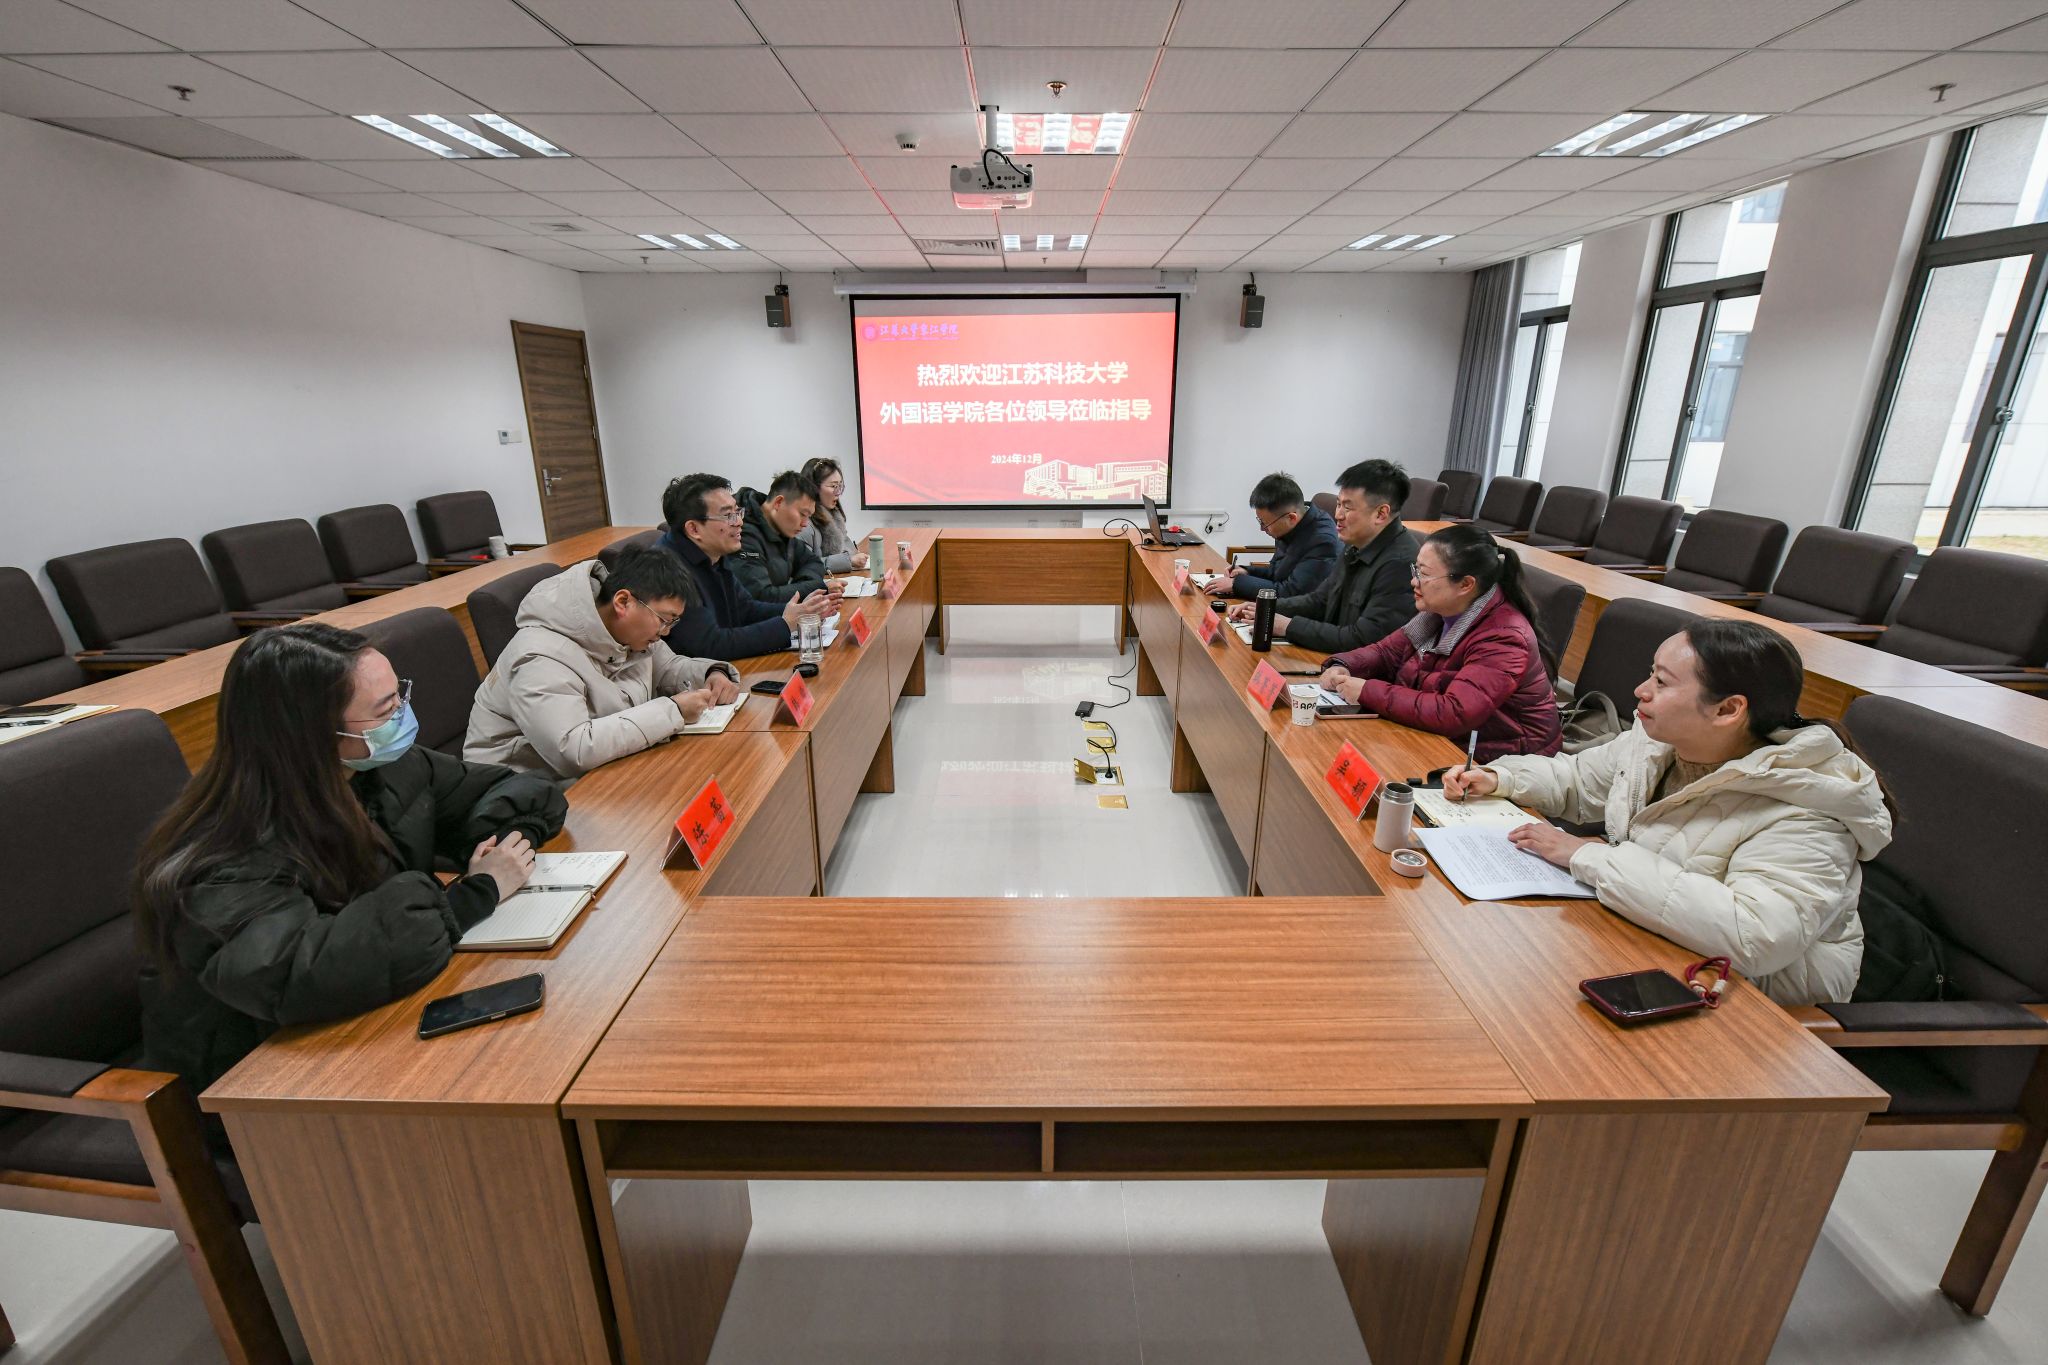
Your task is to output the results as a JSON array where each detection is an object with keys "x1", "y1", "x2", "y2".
[{"x1": 1579, "y1": 969, "x2": 1706, "y2": 1025}]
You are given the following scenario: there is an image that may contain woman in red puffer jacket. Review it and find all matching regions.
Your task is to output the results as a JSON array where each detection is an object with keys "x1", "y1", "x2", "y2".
[{"x1": 1319, "y1": 524, "x2": 1562, "y2": 763}]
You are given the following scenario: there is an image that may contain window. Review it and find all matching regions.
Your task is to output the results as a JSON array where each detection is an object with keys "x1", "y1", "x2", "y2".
[
  {"x1": 1498, "y1": 242, "x2": 1579, "y2": 481},
  {"x1": 1849, "y1": 113, "x2": 2048, "y2": 561},
  {"x1": 1614, "y1": 182, "x2": 1783, "y2": 510}
]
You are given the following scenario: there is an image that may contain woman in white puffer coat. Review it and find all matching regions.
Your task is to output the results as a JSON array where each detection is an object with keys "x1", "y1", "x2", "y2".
[{"x1": 1442, "y1": 618, "x2": 1894, "y2": 1005}]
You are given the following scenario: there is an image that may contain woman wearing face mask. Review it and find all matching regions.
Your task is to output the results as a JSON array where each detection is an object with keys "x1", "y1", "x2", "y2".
[
  {"x1": 1441, "y1": 619, "x2": 1894, "y2": 1005},
  {"x1": 137, "y1": 623, "x2": 567, "y2": 1092},
  {"x1": 795, "y1": 456, "x2": 867, "y2": 574}
]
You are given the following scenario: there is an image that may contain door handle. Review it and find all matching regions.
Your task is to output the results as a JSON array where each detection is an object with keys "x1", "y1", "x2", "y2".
[{"x1": 541, "y1": 468, "x2": 559, "y2": 495}]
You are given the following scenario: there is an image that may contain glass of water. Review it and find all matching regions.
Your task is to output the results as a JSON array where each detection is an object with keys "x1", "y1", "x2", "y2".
[{"x1": 798, "y1": 612, "x2": 824, "y2": 663}]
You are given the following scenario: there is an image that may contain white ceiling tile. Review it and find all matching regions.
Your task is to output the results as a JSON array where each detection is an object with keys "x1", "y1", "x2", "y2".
[
  {"x1": 1231, "y1": 157, "x2": 1381, "y2": 189},
  {"x1": 1480, "y1": 211, "x2": 1609, "y2": 236},
  {"x1": 1111, "y1": 157, "x2": 1253, "y2": 190},
  {"x1": 1971, "y1": 17, "x2": 2048, "y2": 50},
  {"x1": 198, "y1": 114, "x2": 437, "y2": 158},
  {"x1": 877, "y1": 188, "x2": 964, "y2": 214},
  {"x1": 962, "y1": 0, "x2": 1174, "y2": 46},
  {"x1": 747, "y1": 0, "x2": 960, "y2": 44},
  {"x1": 775, "y1": 47, "x2": 971, "y2": 113},
  {"x1": 1372, "y1": 0, "x2": 1626, "y2": 47},
  {"x1": 488, "y1": 215, "x2": 617, "y2": 234},
  {"x1": 593, "y1": 214, "x2": 709, "y2": 233},
  {"x1": 70, "y1": 0, "x2": 365, "y2": 50},
  {"x1": 1272, "y1": 224, "x2": 1372, "y2": 245},
  {"x1": 532, "y1": 190, "x2": 673, "y2": 215},
  {"x1": 826, "y1": 111, "x2": 983, "y2": 156},
  {"x1": 398, "y1": 48, "x2": 646, "y2": 114},
  {"x1": 592, "y1": 249, "x2": 713, "y2": 266},
  {"x1": 1017, "y1": 157, "x2": 1119, "y2": 191},
  {"x1": 1570, "y1": 0, "x2": 1845, "y2": 47},
  {"x1": 1677, "y1": 112, "x2": 1920, "y2": 159},
  {"x1": 970, "y1": 47, "x2": 1158, "y2": 111},
  {"x1": 0, "y1": 0, "x2": 169, "y2": 54},
  {"x1": 1004, "y1": 190, "x2": 1106, "y2": 213},
  {"x1": 498, "y1": 114, "x2": 708, "y2": 158},
  {"x1": 894, "y1": 212, "x2": 996, "y2": 234},
  {"x1": 516, "y1": 0, "x2": 760, "y2": 44},
  {"x1": 202, "y1": 51, "x2": 475, "y2": 115},
  {"x1": 855, "y1": 156, "x2": 969, "y2": 189},
  {"x1": 591, "y1": 157, "x2": 752, "y2": 190},
  {"x1": 1204, "y1": 190, "x2": 1331, "y2": 215},
  {"x1": 1168, "y1": 233, "x2": 1273, "y2": 250},
  {"x1": 1309, "y1": 189, "x2": 1443, "y2": 217},
  {"x1": 1398, "y1": 112, "x2": 1603, "y2": 158},
  {"x1": 1101, "y1": 189, "x2": 1223, "y2": 214},
  {"x1": 1146, "y1": 49, "x2": 1354, "y2": 113},
  {"x1": 327, "y1": 158, "x2": 509, "y2": 189},
  {"x1": 725, "y1": 155, "x2": 870, "y2": 190},
  {"x1": 1475, "y1": 47, "x2": 1742, "y2": 114},
  {"x1": 187, "y1": 158, "x2": 390, "y2": 192},
  {"x1": 761, "y1": 251, "x2": 852, "y2": 268},
  {"x1": 1085, "y1": 213, "x2": 1195, "y2": 232},
  {"x1": 1125, "y1": 112, "x2": 1290, "y2": 156},
  {"x1": 1368, "y1": 214, "x2": 1506, "y2": 236},
  {"x1": 1772, "y1": 0, "x2": 2048, "y2": 51},
  {"x1": 1351, "y1": 157, "x2": 1515, "y2": 191},
  {"x1": 1649, "y1": 50, "x2": 1928, "y2": 114},
  {"x1": 803, "y1": 213, "x2": 907, "y2": 232},
  {"x1": 994, "y1": 214, "x2": 1101, "y2": 235},
  {"x1": 1170, "y1": 0, "x2": 1401, "y2": 47},
  {"x1": 1083, "y1": 234, "x2": 1184, "y2": 249},
  {"x1": 49, "y1": 114, "x2": 292, "y2": 156},
  {"x1": 425, "y1": 190, "x2": 574, "y2": 214},
  {"x1": 1158, "y1": 251, "x2": 1246, "y2": 267},
  {"x1": 471, "y1": 158, "x2": 631, "y2": 190},
  {"x1": 1801, "y1": 52, "x2": 2048, "y2": 115},
  {"x1": 18, "y1": 53, "x2": 322, "y2": 115},
  {"x1": 1263, "y1": 113, "x2": 1446, "y2": 158},
  {"x1": 1082, "y1": 251, "x2": 1167, "y2": 266},
  {"x1": 1312, "y1": 49, "x2": 1544, "y2": 113},
  {"x1": 0, "y1": 56, "x2": 163, "y2": 118},
  {"x1": 1423, "y1": 189, "x2": 1566, "y2": 214},
  {"x1": 1468, "y1": 157, "x2": 1632, "y2": 190},
  {"x1": 1183, "y1": 212, "x2": 1302, "y2": 232},
  {"x1": 1592, "y1": 155, "x2": 1792, "y2": 190},
  {"x1": 668, "y1": 113, "x2": 844, "y2": 154},
  {"x1": 385, "y1": 216, "x2": 493, "y2": 234},
  {"x1": 660, "y1": 188, "x2": 817, "y2": 214},
  {"x1": 767, "y1": 188, "x2": 892, "y2": 214},
  {"x1": 307, "y1": 190, "x2": 454, "y2": 216},
  {"x1": 291, "y1": 0, "x2": 561, "y2": 48}
]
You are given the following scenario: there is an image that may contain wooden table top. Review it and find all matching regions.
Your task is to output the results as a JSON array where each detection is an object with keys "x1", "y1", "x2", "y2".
[{"x1": 563, "y1": 897, "x2": 1533, "y2": 1121}]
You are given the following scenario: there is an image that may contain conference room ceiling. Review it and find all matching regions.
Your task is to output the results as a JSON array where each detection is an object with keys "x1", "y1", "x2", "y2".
[{"x1": 8, "y1": 0, "x2": 2048, "y2": 275}]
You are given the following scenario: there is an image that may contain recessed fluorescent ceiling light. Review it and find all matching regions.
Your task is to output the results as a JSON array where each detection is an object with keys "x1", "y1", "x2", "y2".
[
  {"x1": 636, "y1": 233, "x2": 681, "y2": 249},
  {"x1": 352, "y1": 114, "x2": 463, "y2": 159},
  {"x1": 351, "y1": 113, "x2": 571, "y2": 159},
  {"x1": 1542, "y1": 111, "x2": 1767, "y2": 158},
  {"x1": 472, "y1": 113, "x2": 568, "y2": 157},
  {"x1": 1347, "y1": 232, "x2": 1455, "y2": 251},
  {"x1": 1002, "y1": 234, "x2": 1088, "y2": 252},
  {"x1": 1002, "y1": 233, "x2": 1021, "y2": 250},
  {"x1": 988, "y1": 110, "x2": 1130, "y2": 155},
  {"x1": 1346, "y1": 234, "x2": 1386, "y2": 250},
  {"x1": 672, "y1": 234, "x2": 712, "y2": 250},
  {"x1": 413, "y1": 114, "x2": 514, "y2": 158},
  {"x1": 703, "y1": 233, "x2": 744, "y2": 250}
]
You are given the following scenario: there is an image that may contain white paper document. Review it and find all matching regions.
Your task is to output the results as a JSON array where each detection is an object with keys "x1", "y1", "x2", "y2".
[
  {"x1": 1414, "y1": 826, "x2": 1597, "y2": 901},
  {"x1": 1413, "y1": 790, "x2": 1538, "y2": 830}
]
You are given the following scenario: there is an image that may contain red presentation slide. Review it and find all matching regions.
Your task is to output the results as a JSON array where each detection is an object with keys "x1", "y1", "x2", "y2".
[{"x1": 853, "y1": 304, "x2": 1178, "y2": 507}]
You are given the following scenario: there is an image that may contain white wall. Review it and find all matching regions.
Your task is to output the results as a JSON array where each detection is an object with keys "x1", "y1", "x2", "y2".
[
  {"x1": 1538, "y1": 218, "x2": 1661, "y2": 492},
  {"x1": 0, "y1": 112, "x2": 587, "y2": 644},
  {"x1": 581, "y1": 269, "x2": 1470, "y2": 540}
]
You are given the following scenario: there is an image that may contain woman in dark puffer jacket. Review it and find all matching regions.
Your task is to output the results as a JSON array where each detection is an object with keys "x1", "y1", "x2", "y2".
[
  {"x1": 137, "y1": 623, "x2": 566, "y2": 1092},
  {"x1": 1319, "y1": 524, "x2": 1562, "y2": 763}
]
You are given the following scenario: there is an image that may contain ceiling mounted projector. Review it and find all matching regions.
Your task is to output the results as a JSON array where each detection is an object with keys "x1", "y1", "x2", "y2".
[{"x1": 954, "y1": 105, "x2": 1033, "y2": 210}]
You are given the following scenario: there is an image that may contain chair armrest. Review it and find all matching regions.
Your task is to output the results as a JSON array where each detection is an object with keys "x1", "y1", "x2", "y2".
[
  {"x1": 1224, "y1": 544, "x2": 1272, "y2": 564},
  {"x1": 0, "y1": 1049, "x2": 109, "y2": 1099},
  {"x1": 1604, "y1": 566, "x2": 1667, "y2": 579},
  {"x1": 1694, "y1": 591, "x2": 1767, "y2": 606},
  {"x1": 0, "y1": 1053, "x2": 181, "y2": 1119},
  {"x1": 1543, "y1": 545, "x2": 1592, "y2": 558},
  {"x1": 1942, "y1": 665, "x2": 2048, "y2": 693},
  {"x1": 75, "y1": 648, "x2": 192, "y2": 674},
  {"x1": 229, "y1": 611, "x2": 311, "y2": 632},
  {"x1": 508, "y1": 542, "x2": 544, "y2": 553},
  {"x1": 1793, "y1": 1001, "x2": 2048, "y2": 1048},
  {"x1": 340, "y1": 581, "x2": 402, "y2": 599},
  {"x1": 426, "y1": 555, "x2": 492, "y2": 576},
  {"x1": 1497, "y1": 530, "x2": 1531, "y2": 542},
  {"x1": 1800, "y1": 622, "x2": 1887, "y2": 641}
]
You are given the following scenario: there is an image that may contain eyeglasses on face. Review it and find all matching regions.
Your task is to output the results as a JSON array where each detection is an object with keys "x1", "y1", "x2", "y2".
[
  {"x1": 337, "y1": 677, "x2": 412, "y2": 738},
  {"x1": 635, "y1": 596, "x2": 682, "y2": 630},
  {"x1": 700, "y1": 507, "x2": 745, "y2": 524}
]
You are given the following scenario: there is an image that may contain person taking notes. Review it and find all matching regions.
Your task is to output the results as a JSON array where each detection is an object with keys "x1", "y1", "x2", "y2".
[
  {"x1": 465, "y1": 546, "x2": 742, "y2": 778},
  {"x1": 734, "y1": 468, "x2": 835, "y2": 601},
  {"x1": 657, "y1": 473, "x2": 832, "y2": 662},
  {"x1": 1319, "y1": 525, "x2": 1561, "y2": 761},
  {"x1": 1441, "y1": 619, "x2": 1893, "y2": 1006},
  {"x1": 797, "y1": 456, "x2": 867, "y2": 573},
  {"x1": 1228, "y1": 459, "x2": 1418, "y2": 654},
  {"x1": 1206, "y1": 472, "x2": 1339, "y2": 600},
  {"x1": 136, "y1": 624, "x2": 567, "y2": 1091}
]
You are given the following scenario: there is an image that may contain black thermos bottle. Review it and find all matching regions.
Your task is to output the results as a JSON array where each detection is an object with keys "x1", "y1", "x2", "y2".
[{"x1": 1252, "y1": 588, "x2": 1275, "y2": 652}]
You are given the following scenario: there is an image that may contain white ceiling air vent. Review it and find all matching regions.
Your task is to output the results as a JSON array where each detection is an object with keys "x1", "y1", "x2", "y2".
[
  {"x1": 912, "y1": 237, "x2": 1001, "y2": 256},
  {"x1": 535, "y1": 222, "x2": 585, "y2": 233}
]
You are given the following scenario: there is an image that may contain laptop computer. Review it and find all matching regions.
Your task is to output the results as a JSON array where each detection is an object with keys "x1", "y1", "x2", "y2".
[{"x1": 1143, "y1": 496, "x2": 1203, "y2": 548}]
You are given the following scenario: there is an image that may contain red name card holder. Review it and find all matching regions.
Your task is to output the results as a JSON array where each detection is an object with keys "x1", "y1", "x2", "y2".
[
  {"x1": 879, "y1": 568, "x2": 904, "y2": 600},
  {"x1": 846, "y1": 607, "x2": 872, "y2": 646},
  {"x1": 1324, "y1": 740, "x2": 1381, "y2": 821},
  {"x1": 775, "y1": 670, "x2": 815, "y2": 725},
  {"x1": 664, "y1": 777, "x2": 736, "y2": 870},
  {"x1": 1196, "y1": 608, "x2": 1223, "y2": 646},
  {"x1": 1246, "y1": 659, "x2": 1286, "y2": 709},
  {"x1": 1172, "y1": 566, "x2": 1191, "y2": 594}
]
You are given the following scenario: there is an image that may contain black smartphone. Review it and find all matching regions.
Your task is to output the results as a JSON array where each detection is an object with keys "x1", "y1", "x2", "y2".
[
  {"x1": 1579, "y1": 969, "x2": 1706, "y2": 1026},
  {"x1": 750, "y1": 679, "x2": 786, "y2": 695},
  {"x1": 1316, "y1": 703, "x2": 1372, "y2": 718},
  {"x1": 418, "y1": 973, "x2": 545, "y2": 1040}
]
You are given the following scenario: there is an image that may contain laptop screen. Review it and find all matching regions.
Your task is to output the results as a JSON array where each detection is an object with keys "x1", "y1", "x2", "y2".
[{"x1": 1143, "y1": 496, "x2": 1165, "y2": 541}]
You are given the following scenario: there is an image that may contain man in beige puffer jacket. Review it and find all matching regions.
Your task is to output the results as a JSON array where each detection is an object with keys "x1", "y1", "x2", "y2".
[{"x1": 465, "y1": 548, "x2": 740, "y2": 779}]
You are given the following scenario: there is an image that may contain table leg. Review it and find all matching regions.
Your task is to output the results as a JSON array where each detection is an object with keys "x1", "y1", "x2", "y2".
[{"x1": 1135, "y1": 642, "x2": 1163, "y2": 696}]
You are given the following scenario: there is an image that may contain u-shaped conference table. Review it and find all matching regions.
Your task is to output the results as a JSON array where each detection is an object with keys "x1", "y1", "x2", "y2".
[{"x1": 62, "y1": 523, "x2": 2014, "y2": 1365}]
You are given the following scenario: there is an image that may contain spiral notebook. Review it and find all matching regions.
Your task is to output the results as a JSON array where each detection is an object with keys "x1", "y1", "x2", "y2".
[{"x1": 457, "y1": 850, "x2": 627, "y2": 951}]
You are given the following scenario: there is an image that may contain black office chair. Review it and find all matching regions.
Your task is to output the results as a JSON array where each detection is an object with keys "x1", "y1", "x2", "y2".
[
  {"x1": 317, "y1": 504, "x2": 431, "y2": 592},
  {"x1": 468, "y1": 563, "x2": 566, "y2": 671},
  {"x1": 1400, "y1": 478, "x2": 1448, "y2": 522},
  {"x1": 1754, "y1": 526, "x2": 1913, "y2": 636},
  {"x1": 353, "y1": 607, "x2": 479, "y2": 755},
  {"x1": 417, "y1": 491, "x2": 538, "y2": 572},
  {"x1": 1877, "y1": 548, "x2": 2048, "y2": 692},
  {"x1": 1812, "y1": 695, "x2": 2048, "y2": 1315},
  {"x1": 1572, "y1": 598, "x2": 1698, "y2": 723},
  {"x1": 1436, "y1": 469, "x2": 1481, "y2": 521},
  {"x1": 0, "y1": 711, "x2": 289, "y2": 1363},
  {"x1": 1518, "y1": 486, "x2": 1607, "y2": 551},
  {"x1": 201, "y1": 519, "x2": 349, "y2": 614},
  {"x1": 46, "y1": 539, "x2": 290, "y2": 673},
  {"x1": 1520, "y1": 565, "x2": 1587, "y2": 682},
  {"x1": 1635, "y1": 509, "x2": 1789, "y2": 600},
  {"x1": 596, "y1": 527, "x2": 663, "y2": 572},
  {"x1": 1573, "y1": 494, "x2": 1683, "y2": 569},
  {"x1": 1466, "y1": 476, "x2": 1541, "y2": 536},
  {"x1": 0, "y1": 568, "x2": 88, "y2": 706}
]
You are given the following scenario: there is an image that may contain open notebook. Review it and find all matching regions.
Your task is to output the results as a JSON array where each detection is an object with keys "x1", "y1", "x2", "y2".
[
  {"x1": 0, "y1": 703, "x2": 114, "y2": 747},
  {"x1": 457, "y1": 850, "x2": 627, "y2": 951},
  {"x1": 680, "y1": 694, "x2": 748, "y2": 735}
]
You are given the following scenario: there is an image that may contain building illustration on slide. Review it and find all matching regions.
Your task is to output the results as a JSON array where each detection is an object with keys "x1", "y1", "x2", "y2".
[{"x1": 1021, "y1": 459, "x2": 1168, "y2": 502}]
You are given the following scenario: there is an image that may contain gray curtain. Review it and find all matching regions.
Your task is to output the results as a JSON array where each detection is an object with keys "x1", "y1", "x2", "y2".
[{"x1": 1441, "y1": 259, "x2": 1525, "y2": 481}]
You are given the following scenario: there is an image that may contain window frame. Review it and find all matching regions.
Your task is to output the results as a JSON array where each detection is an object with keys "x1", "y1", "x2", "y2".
[{"x1": 1502, "y1": 302, "x2": 1570, "y2": 480}]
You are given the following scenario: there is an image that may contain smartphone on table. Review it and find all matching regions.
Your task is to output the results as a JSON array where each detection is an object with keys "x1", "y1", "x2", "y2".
[{"x1": 418, "y1": 973, "x2": 545, "y2": 1039}]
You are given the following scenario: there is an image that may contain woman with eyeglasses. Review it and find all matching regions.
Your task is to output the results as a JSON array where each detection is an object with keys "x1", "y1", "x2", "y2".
[
  {"x1": 1318, "y1": 524, "x2": 1562, "y2": 762},
  {"x1": 465, "y1": 546, "x2": 742, "y2": 777},
  {"x1": 137, "y1": 622, "x2": 567, "y2": 1092},
  {"x1": 796, "y1": 456, "x2": 867, "y2": 573}
]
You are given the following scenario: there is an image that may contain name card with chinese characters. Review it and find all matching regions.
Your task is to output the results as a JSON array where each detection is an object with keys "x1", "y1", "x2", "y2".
[
  {"x1": 1172, "y1": 565, "x2": 1190, "y2": 594},
  {"x1": 846, "y1": 607, "x2": 872, "y2": 646},
  {"x1": 776, "y1": 671, "x2": 814, "y2": 725},
  {"x1": 1246, "y1": 660, "x2": 1286, "y2": 709},
  {"x1": 664, "y1": 777, "x2": 735, "y2": 870},
  {"x1": 1196, "y1": 608, "x2": 1223, "y2": 645},
  {"x1": 880, "y1": 568, "x2": 904, "y2": 600},
  {"x1": 1324, "y1": 741, "x2": 1381, "y2": 821}
]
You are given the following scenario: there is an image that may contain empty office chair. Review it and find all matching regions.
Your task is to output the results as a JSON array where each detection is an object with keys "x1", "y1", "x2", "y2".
[
  {"x1": 1815, "y1": 696, "x2": 2048, "y2": 1314},
  {"x1": 201, "y1": 518, "x2": 348, "y2": 614},
  {"x1": 354, "y1": 607, "x2": 479, "y2": 755},
  {"x1": 1877, "y1": 548, "x2": 2048, "y2": 690},
  {"x1": 1754, "y1": 526, "x2": 1914, "y2": 634},
  {"x1": 417, "y1": 490, "x2": 537, "y2": 570},
  {"x1": 1646, "y1": 509, "x2": 1789, "y2": 600},
  {"x1": 1310, "y1": 491, "x2": 1338, "y2": 517},
  {"x1": 596, "y1": 527, "x2": 663, "y2": 572},
  {"x1": 1572, "y1": 598, "x2": 1698, "y2": 723},
  {"x1": 1400, "y1": 478, "x2": 1448, "y2": 522},
  {"x1": 46, "y1": 538, "x2": 274, "y2": 667},
  {"x1": 317, "y1": 503, "x2": 430, "y2": 591},
  {"x1": 1519, "y1": 485, "x2": 1607, "y2": 551},
  {"x1": 1466, "y1": 476, "x2": 1542, "y2": 536},
  {"x1": 1437, "y1": 468, "x2": 1481, "y2": 521},
  {"x1": 0, "y1": 568, "x2": 88, "y2": 706},
  {"x1": 1520, "y1": 565, "x2": 1587, "y2": 681},
  {"x1": 467, "y1": 562, "x2": 566, "y2": 670},
  {"x1": 1573, "y1": 494, "x2": 1683, "y2": 568},
  {"x1": 0, "y1": 711, "x2": 289, "y2": 1363}
]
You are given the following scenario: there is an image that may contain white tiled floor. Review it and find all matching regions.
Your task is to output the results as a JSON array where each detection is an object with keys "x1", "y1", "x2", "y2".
[{"x1": 4, "y1": 607, "x2": 2044, "y2": 1363}]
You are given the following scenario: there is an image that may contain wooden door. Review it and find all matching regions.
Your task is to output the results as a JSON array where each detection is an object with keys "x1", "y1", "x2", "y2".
[{"x1": 511, "y1": 321, "x2": 611, "y2": 540}]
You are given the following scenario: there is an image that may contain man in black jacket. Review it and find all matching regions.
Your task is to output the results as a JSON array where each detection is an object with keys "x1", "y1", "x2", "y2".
[
  {"x1": 734, "y1": 469, "x2": 834, "y2": 601},
  {"x1": 657, "y1": 473, "x2": 831, "y2": 662},
  {"x1": 1230, "y1": 459, "x2": 1418, "y2": 655},
  {"x1": 1207, "y1": 472, "x2": 1340, "y2": 600}
]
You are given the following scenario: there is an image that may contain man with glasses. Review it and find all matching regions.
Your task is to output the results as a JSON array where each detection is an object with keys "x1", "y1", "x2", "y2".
[
  {"x1": 1227, "y1": 459, "x2": 1419, "y2": 655},
  {"x1": 1205, "y1": 473, "x2": 1339, "y2": 601},
  {"x1": 657, "y1": 473, "x2": 832, "y2": 662},
  {"x1": 465, "y1": 545, "x2": 742, "y2": 777}
]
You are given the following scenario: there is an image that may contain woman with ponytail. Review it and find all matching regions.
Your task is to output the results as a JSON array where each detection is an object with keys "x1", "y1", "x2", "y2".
[
  {"x1": 1443, "y1": 618, "x2": 1894, "y2": 1005},
  {"x1": 1319, "y1": 524, "x2": 1562, "y2": 761}
]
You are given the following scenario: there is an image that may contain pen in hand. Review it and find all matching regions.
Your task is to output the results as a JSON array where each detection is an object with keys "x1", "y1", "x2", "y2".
[{"x1": 1453, "y1": 730, "x2": 1479, "y2": 801}]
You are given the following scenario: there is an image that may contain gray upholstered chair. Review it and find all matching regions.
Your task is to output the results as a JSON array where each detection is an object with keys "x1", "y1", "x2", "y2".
[
  {"x1": 468, "y1": 563, "x2": 567, "y2": 671},
  {"x1": 0, "y1": 568, "x2": 87, "y2": 706},
  {"x1": 1574, "y1": 494, "x2": 1684, "y2": 569},
  {"x1": 317, "y1": 503, "x2": 431, "y2": 592},
  {"x1": 1571, "y1": 597, "x2": 1697, "y2": 722},
  {"x1": 1466, "y1": 476, "x2": 1541, "y2": 536},
  {"x1": 1436, "y1": 468, "x2": 1481, "y2": 520},
  {"x1": 596, "y1": 527, "x2": 663, "y2": 572},
  {"x1": 200, "y1": 519, "x2": 349, "y2": 614},
  {"x1": 416, "y1": 491, "x2": 540, "y2": 571},
  {"x1": 1753, "y1": 526, "x2": 1913, "y2": 636},
  {"x1": 1520, "y1": 564, "x2": 1587, "y2": 681},
  {"x1": 1517, "y1": 485, "x2": 1607, "y2": 551},
  {"x1": 47, "y1": 539, "x2": 290, "y2": 673},
  {"x1": 1877, "y1": 548, "x2": 2048, "y2": 692},
  {"x1": 1400, "y1": 478, "x2": 1448, "y2": 522},
  {"x1": 1618, "y1": 508, "x2": 1788, "y2": 601}
]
